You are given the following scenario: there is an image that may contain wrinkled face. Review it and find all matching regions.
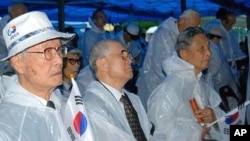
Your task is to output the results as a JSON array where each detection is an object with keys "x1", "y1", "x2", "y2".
[
  {"x1": 11, "y1": 39, "x2": 63, "y2": 92},
  {"x1": 181, "y1": 34, "x2": 211, "y2": 75},
  {"x1": 93, "y1": 11, "x2": 107, "y2": 30},
  {"x1": 63, "y1": 53, "x2": 81, "y2": 80},
  {"x1": 106, "y1": 41, "x2": 133, "y2": 83}
]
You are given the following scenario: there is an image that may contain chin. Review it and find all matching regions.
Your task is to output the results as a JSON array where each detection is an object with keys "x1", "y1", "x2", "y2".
[{"x1": 53, "y1": 76, "x2": 63, "y2": 85}]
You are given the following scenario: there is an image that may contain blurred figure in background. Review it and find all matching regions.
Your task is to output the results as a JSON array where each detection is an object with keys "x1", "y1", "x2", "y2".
[
  {"x1": 205, "y1": 25, "x2": 240, "y2": 111},
  {"x1": 0, "y1": 2, "x2": 28, "y2": 75},
  {"x1": 8, "y1": 3, "x2": 28, "y2": 20},
  {"x1": 203, "y1": 7, "x2": 228, "y2": 31},
  {"x1": 59, "y1": 46, "x2": 82, "y2": 101},
  {"x1": 65, "y1": 26, "x2": 79, "y2": 47},
  {"x1": 220, "y1": 10, "x2": 246, "y2": 100},
  {"x1": 136, "y1": 9, "x2": 201, "y2": 109},
  {"x1": 80, "y1": 8, "x2": 112, "y2": 67}
]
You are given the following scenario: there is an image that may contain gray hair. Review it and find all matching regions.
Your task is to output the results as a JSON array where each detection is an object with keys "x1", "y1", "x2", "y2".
[
  {"x1": 179, "y1": 9, "x2": 200, "y2": 24},
  {"x1": 175, "y1": 27, "x2": 207, "y2": 56},
  {"x1": 89, "y1": 40, "x2": 111, "y2": 73}
]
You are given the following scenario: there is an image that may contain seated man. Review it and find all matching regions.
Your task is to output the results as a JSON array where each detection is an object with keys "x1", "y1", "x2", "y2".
[
  {"x1": 83, "y1": 40, "x2": 150, "y2": 141},
  {"x1": 0, "y1": 11, "x2": 75, "y2": 140},
  {"x1": 147, "y1": 27, "x2": 225, "y2": 141}
]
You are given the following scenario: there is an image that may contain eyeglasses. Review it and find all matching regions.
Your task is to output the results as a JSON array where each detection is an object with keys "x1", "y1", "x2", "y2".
[
  {"x1": 67, "y1": 58, "x2": 81, "y2": 65},
  {"x1": 109, "y1": 50, "x2": 132, "y2": 61},
  {"x1": 25, "y1": 45, "x2": 68, "y2": 60}
]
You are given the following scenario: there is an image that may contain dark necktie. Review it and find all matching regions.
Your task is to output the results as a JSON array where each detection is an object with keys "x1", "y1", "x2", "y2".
[
  {"x1": 120, "y1": 94, "x2": 147, "y2": 141},
  {"x1": 46, "y1": 101, "x2": 55, "y2": 109}
]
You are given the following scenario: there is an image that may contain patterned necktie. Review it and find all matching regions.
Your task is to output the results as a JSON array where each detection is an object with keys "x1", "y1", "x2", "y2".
[
  {"x1": 120, "y1": 94, "x2": 147, "y2": 141},
  {"x1": 46, "y1": 101, "x2": 55, "y2": 109}
]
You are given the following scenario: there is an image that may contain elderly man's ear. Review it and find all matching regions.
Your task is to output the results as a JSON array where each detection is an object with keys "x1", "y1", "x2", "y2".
[
  {"x1": 10, "y1": 55, "x2": 25, "y2": 74},
  {"x1": 179, "y1": 49, "x2": 188, "y2": 61},
  {"x1": 96, "y1": 57, "x2": 108, "y2": 72}
]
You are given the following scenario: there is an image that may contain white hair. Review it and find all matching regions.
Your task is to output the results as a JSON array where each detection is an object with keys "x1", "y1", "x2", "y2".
[{"x1": 179, "y1": 9, "x2": 200, "y2": 20}]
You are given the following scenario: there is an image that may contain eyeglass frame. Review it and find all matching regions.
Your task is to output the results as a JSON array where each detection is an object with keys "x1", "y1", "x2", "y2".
[
  {"x1": 66, "y1": 58, "x2": 81, "y2": 65},
  {"x1": 25, "y1": 45, "x2": 68, "y2": 60},
  {"x1": 109, "y1": 50, "x2": 132, "y2": 61}
]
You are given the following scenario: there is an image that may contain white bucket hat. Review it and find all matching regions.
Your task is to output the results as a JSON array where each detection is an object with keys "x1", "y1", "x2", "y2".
[
  {"x1": 1, "y1": 11, "x2": 75, "y2": 61},
  {"x1": 207, "y1": 25, "x2": 223, "y2": 37},
  {"x1": 126, "y1": 23, "x2": 139, "y2": 36}
]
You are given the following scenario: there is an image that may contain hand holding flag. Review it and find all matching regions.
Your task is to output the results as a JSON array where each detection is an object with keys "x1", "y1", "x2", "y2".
[
  {"x1": 206, "y1": 99, "x2": 250, "y2": 141},
  {"x1": 206, "y1": 100, "x2": 250, "y2": 127}
]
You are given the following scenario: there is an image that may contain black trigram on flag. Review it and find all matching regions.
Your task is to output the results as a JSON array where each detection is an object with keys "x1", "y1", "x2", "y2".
[
  {"x1": 74, "y1": 95, "x2": 83, "y2": 105},
  {"x1": 67, "y1": 127, "x2": 76, "y2": 141}
]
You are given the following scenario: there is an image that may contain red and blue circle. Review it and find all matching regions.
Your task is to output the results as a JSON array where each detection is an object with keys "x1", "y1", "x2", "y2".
[
  {"x1": 74, "y1": 112, "x2": 88, "y2": 136},
  {"x1": 224, "y1": 112, "x2": 239, "y2": 124}
]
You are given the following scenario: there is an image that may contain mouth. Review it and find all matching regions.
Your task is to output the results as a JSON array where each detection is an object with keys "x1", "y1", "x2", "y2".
[{"x1": 52, "y1": 71, "x2": 62, "y2": 77}]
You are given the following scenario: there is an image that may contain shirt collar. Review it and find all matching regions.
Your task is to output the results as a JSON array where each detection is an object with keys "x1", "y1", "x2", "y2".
[
  {"x1": 31, "y1": 94, "x2": 47, "y2": 106},
  {"x1": 99, "y1": 81, "x2": 123, "y2": 101}
]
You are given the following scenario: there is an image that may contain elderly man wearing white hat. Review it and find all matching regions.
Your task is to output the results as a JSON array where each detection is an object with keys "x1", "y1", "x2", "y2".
[
  {"x1": 0, "y1": 11, "x2": 75, "y2": 141},
  {"x1": 205, "y1": 25, "x2": 241, "y2": 112}
]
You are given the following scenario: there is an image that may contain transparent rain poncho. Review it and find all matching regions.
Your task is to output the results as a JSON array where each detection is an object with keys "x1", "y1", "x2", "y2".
[
  {"x1": 136, "y1": 17, "x2": 179, "y2": 110},
  {"x1": 83, "y1": 80, "x2": 151, "y2": 141},
  {"x1": 147, "y1": 53, "x2": 225, "y2": 141},
  {"x1": 0, "y1": 75, "x2": 70, "y2": 141}
]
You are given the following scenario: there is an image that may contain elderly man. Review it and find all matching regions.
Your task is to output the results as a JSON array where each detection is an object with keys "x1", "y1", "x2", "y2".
[
  {"x1": 147, "y1": 27, "x2": 225, "y2": 141},
  {"x1": 0, "y1": 11, "x2": 75, "y2": 140},
  {"x1": 136, "y1": 9, "x2": 201, "y2": 109},
  {"x1": 83, "y1": 40, "x2": 150, "y2": 141}
]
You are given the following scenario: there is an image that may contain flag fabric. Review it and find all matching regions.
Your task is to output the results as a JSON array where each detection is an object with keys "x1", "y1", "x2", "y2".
[
  {"x1": 207, "y1": 100, "x2": 250, "y2": 141},
  {"x1": 63, "y1": 78, "x2": 95, "y2": 141}
]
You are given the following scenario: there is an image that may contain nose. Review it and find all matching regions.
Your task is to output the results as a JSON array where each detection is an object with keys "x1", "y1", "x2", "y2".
[
  {"x1": 206, "y1": 47, "x2": 211, "y2": 58},
  {"x1": 54, "y1": 52, "x2": 63, "y2": 66}
]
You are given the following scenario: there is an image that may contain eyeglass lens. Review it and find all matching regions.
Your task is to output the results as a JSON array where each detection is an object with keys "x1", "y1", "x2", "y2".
[
  {"x1": 44, "y1": 46, "x2": 67, "y2": 60},
  {"x1": 68, "y1": 58, "x2": 81, "y2": 65}
]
